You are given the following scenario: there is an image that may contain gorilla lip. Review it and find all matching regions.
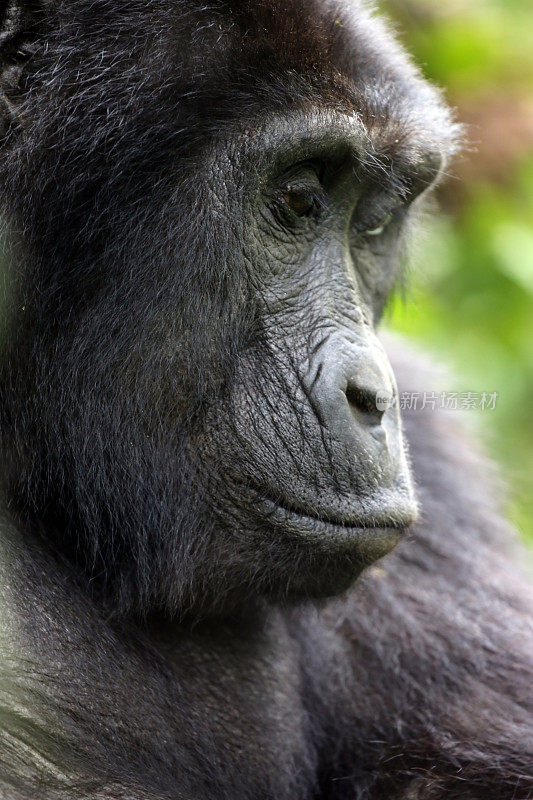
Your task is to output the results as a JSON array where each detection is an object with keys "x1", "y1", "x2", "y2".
[
  {"x1": 250, "y1": 489, "x2": 410, "y2": 564},
  {"x1": 244, "y1": 483, "x2": 414, "y2": 536}
]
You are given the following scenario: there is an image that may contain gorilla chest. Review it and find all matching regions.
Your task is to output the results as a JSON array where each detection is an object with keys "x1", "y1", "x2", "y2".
[{"x1": 148, "y1": 613, "x2": 317, "y2": 799}]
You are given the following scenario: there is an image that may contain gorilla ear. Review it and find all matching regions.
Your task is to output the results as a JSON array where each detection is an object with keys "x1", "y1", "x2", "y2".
[{"x1": 0, "y1": 0, "x2": 49, "y2": 135}]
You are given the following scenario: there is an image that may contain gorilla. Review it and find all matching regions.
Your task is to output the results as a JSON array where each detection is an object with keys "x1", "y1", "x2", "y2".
[{"x1": 0, "y1": 0, "x2": 531, "y2": 798}]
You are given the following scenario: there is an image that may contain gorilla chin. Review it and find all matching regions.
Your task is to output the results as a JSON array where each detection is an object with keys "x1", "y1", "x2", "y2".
[
  {"x1": 266, "y1": 523, "x2": 409, "y2": 601},
  {"x1": 285, "y1": 526, "x2": 410, "y2": 600}
]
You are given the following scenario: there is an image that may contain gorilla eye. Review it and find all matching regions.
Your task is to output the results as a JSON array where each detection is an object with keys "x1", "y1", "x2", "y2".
[
  {"x1": 364, "y1": 212, "x2": 393, "y2": 237},
  {"x1": 282, "y1": 189, "x2": 316, "y2": 218}
]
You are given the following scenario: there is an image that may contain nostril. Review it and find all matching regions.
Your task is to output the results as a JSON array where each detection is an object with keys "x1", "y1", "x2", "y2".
[
  {"x1": 346, "y1": 386, "x2": 376, "y2": 414},
  {"x1": 345, "y1": 382, "x2": 384, "y2": 424}
]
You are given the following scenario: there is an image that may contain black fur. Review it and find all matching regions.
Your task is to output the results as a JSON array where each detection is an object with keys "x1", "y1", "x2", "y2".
[{"x1": 0, "y1": 1, "x2": 531, "y2": 798}]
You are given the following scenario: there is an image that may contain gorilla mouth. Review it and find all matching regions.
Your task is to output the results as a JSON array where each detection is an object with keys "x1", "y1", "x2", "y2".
[
  {"x1": 269, "y1": 498, "x2": 408, "y2": 532},
  {"x1": 242, "y1": 484, "x2": 412, "y2": 565},
  {"x1": 243, "y1": 483, "x2": 414, "y2": 535}
]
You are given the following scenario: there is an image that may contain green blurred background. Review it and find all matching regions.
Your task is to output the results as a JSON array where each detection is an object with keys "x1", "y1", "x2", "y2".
[{"x1": 377, "y1": 0, "x2": 533, "y2": 544}]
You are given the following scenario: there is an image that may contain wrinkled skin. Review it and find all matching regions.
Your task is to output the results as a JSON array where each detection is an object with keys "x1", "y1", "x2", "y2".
[{"x1": 0, "y1": 2, "x2": 531, "y2": 799}]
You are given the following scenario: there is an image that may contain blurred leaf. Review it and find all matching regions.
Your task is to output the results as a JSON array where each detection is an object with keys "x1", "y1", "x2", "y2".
[{"x1": 491, "y1": 224, "x2": 533, "y2": 295}]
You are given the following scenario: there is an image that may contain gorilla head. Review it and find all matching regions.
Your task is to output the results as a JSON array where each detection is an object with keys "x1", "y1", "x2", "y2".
[{"x1": 0, "y1": 0, "x2": 459, "y2": 617}]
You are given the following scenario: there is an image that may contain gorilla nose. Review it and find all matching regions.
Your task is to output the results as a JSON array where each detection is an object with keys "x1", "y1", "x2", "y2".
[{"x1": 310, "y1": 335, "x2": 395, "y2": 444}]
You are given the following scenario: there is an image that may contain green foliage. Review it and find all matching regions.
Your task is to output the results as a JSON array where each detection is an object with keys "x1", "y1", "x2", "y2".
[
  {"x1": 396, "y1": 3, "x2": 533, "y2": 93},
  {"x1": 381, "y1": 0, "x2": 533, "y2": 543}
]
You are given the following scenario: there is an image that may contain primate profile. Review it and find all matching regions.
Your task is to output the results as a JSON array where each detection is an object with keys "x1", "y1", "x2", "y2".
[{"x1": 0, "y1": 1, "x2": 531, "y2": 798}]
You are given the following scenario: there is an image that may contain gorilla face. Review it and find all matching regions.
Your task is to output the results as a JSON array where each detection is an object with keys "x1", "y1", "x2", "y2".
[
  {"x1": 0, "y1": 0, "x2": 458, "y2": 617},
  {"x1": 207, "y1": 114, "x2": 430, "y2": 594}
]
